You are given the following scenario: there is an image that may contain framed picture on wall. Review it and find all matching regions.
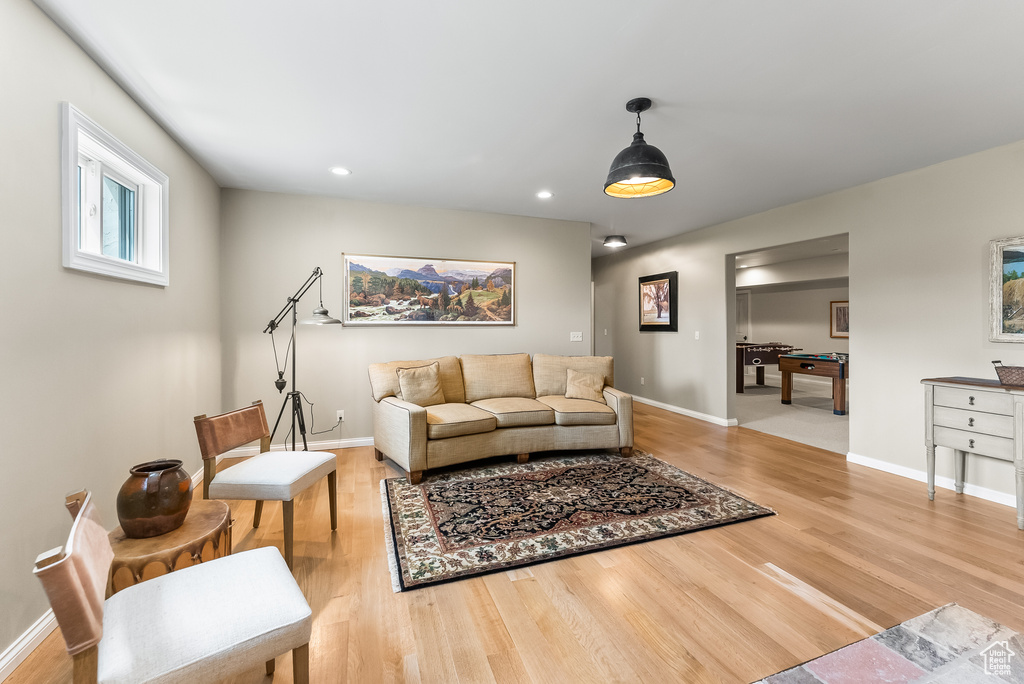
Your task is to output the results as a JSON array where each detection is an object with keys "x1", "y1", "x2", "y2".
[
  {"x1": 830, "y1": 300, "x2": 849, "y2": 338},
  {"x1": 639, "y1": 271, "x2": 678, "y2": 332},
  {"x1": 342, "y1": 253, "x2": 515, "y2": 326},
  {"x1": 990, "y1": 236, "x2": 1024, "y2": 342}
]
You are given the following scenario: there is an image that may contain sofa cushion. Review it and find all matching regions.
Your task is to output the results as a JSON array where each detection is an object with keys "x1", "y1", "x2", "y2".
[
  {"x1": 461, "y1": 353, "x2": 536, "y2": 403},
  {"x1": 536, "y1": 396, "x2": 617, "y2": 426},
  {"x1": 397, "y1": 363, "x2": 446, "y2": 407},
  {"x1": 425, "y1": 403, "x2": 497, "y2": 439},
  {"x1": 470, "y1": 397, "x2": 555, "y2": 427},
  {"x1": 533, "y1": 354, "x2": 614, "y2": 397},
  {"x1": 564, "y1": 368, "x2": 606, "y2": 403},
  {"x1": 368, "y1": 356, "x2": 466, "y2": 404}
]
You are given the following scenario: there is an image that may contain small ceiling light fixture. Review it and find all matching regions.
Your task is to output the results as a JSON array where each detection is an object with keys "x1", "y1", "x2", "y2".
[
  {"x1": 329, "y1": 167, "x2": 351, "y2": 176},
  {"x1": 536, "y1": 190, "x2": 553, "y2": 199},
  {"x1": 603, "y1": 235, "x2": 628, "y2": 248},
  {"x1": 604, "y1": 97, "x2": 675, "y2": 199}
]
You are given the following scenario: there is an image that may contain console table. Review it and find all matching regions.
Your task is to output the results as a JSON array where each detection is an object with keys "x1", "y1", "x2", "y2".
[{"x1": 922, "y1": 377, "x2": 1024, "y2": 529}]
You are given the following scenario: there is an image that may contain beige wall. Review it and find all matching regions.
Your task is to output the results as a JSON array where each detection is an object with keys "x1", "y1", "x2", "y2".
[
  {"x1": 594, "y1": 138, "x2": 1024, "y2": 501},
  {"x1": 0, "y1": 0, "x2": 222, "y2": 656},
  {"x1": 219, "y1": 189, "x2": 593, "y2": 444},
  {"x1": 749, "y1": 284, "x2": 850, "y2": 356}
]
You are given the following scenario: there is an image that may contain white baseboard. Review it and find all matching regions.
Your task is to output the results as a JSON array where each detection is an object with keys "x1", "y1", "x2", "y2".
[
  {"x1": 633, "y1": 395, "x2": 737, "y2": 427},
  {"x1": 846, "y1": 452, "x2": 1016, "y2": 508},
  {"x1": 0, "y1": 610, "x2": 56, "y2": 681}
]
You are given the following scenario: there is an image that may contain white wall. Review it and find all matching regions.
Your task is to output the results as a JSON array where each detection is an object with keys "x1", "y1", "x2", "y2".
[
  {"x1": 594, "y1": 138, "x2": 1024, "y2": 503},
  {"x1": 0, "y1": 0, "x2": 222, "y2": 659},
  {"x1": 219, "y1": 189, "x2": 594, "y2": 443}
]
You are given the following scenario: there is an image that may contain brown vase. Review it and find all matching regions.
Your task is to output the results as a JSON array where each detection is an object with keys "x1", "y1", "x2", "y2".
[{"x1": 116, "y1": 459, "x2": 193, "y2": 538}]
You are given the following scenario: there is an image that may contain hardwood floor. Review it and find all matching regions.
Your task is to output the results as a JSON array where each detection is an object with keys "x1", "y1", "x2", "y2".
[{"x1": 12, "y1": 402, "x2": 1024, "y2": 683}]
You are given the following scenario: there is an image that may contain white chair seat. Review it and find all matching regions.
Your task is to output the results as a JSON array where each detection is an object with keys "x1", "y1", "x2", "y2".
[
  {"x1": 98, "y1": 547, "x2": 311, "y2": 684},
  {"x1": 208, "y1": 450, "x2": 336, "y2": 501}
]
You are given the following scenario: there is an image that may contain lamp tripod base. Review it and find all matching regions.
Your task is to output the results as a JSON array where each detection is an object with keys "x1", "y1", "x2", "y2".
[{"x1": 271, "y1": 390, "x2": 308, "y2": 451}]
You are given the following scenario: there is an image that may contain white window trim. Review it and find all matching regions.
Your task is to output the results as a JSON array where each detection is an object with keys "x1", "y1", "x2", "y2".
[{"x1": 61, "y1": 103, "x2": 169, "y2": 286}]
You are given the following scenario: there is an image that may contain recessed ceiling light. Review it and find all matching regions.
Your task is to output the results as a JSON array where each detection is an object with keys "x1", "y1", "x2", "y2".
[
  {"x1": 738, "y1": 264, "x2": 750, "y2": 269},
  {"x1": 536, "y1": 190, "x2": 553, "y2": 199},
  {"x1": 329, "y1": 167, "x2": 351, "y2": 176}
]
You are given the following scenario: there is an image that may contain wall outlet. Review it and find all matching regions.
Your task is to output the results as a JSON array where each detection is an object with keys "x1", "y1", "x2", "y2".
[
  {"x1": 336, "y1": 410, "x2": 345, "y2": 422},
  {"x1": 640, "y1": 377, "x2": 645, "y2": 385},
  {"x1": 569, "y1": 331, "x2": 583, "y2": 342}
]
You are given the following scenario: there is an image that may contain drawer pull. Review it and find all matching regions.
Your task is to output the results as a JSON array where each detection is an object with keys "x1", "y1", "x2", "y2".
[
  {"x1": 968, "y1": 396, "x2": 975, "y2": 405},
  {"x1": 969, "y1": 438, "x2": 976, "y2": 449},
  {"x1": 968, "y1": 417, "x2": 975, "y2": 427}
]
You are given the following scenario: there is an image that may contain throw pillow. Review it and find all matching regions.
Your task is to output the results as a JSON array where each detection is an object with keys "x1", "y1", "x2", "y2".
[
  {"x1": 397, "y1": 363, "x2": 447, "y2": 407},
  {"x1": 564, "y1": 368, "x2": 606, "y2": 403}
]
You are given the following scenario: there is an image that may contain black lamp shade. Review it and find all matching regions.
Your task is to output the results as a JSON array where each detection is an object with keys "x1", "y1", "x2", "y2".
[{"x1": 604, "y1": 131, "x2": 675, "y2": 199}]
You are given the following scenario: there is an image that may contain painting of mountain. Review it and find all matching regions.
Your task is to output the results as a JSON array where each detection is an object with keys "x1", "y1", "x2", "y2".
[{"x1": 343, "y1": 253, "x2": 515, "y2": 325}]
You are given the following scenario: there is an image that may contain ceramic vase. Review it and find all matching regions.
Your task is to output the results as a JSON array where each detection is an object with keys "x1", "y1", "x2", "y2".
[{"x1": 116, "y1": 459, "x2": 193, "y2": 538}]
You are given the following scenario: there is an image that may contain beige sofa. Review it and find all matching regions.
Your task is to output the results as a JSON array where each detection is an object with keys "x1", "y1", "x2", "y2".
[{"x1": 368, "y1": 353, "x2": 633, "y2": 483}]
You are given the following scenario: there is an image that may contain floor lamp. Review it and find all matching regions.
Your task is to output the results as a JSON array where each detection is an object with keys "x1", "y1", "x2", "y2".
[{"x1": 264, "y1": 267, "x2": 340, "y2": 450}]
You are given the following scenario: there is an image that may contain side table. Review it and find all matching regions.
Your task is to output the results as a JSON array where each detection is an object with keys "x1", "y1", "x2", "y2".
[{"x1": 107, "y1": 498, "x2": 232, "y2": 597}]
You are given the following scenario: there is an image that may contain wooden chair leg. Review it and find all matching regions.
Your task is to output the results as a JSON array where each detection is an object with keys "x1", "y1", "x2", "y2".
[
  {"x1": 327, "y1": 471, "x2": 338, "y2": 531},
  {"x1": 374, "y1": 448, "x2": 384, "y2": 461},
  {"x1": 292, "y1": 643, "x2": 310, "y2": 684},
  {"x1": 253, "y1": 500, "x2": 264, "y2": 528},
  {"x1": 283, "y1": 499, "x2": 294, "y2": 570},
  {"x1": 265, "y1": 659, "x2": 275, "y2": 675},
  {"x1": 408, "y1": 470, "x2": 423, "y2": 485},
  {"x1": 517, "y1": 453, "x2": 529, "y2": 464},
  {"x1": 72, "y1": 646, "x2": 98, "y2": 684},
  {"x1": 620, "y1": 447, "x2": 633, "y2": 457}
]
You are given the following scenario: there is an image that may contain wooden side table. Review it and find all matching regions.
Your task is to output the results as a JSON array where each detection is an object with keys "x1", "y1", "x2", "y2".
[{"x1": 107, "y1": 499, "x2": 232, "y2": 596}]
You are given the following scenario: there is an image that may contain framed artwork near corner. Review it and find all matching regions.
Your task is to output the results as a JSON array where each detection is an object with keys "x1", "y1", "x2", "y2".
[
  {"x1": 991, "y1": 236, "x2": 1024, "y2": 342},
  {"x1": 830, "y1": 300, "x2": 849, "y2": 339},
  {"x1": 342, "y1": 253, "x2": 515, "y2": 326},
  {"x1": 639, "y1": 271, "x2": 677, "y2": 332}
]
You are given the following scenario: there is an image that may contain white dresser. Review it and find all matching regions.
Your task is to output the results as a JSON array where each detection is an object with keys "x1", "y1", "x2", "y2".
[{"x1": 922, "y1": 377, "x2": 1024, "y2": 529}]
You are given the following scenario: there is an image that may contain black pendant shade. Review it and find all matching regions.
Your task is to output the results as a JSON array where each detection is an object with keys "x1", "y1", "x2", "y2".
[{"x1": 604, "y1": 98, "x2": 675, "y2": 199}]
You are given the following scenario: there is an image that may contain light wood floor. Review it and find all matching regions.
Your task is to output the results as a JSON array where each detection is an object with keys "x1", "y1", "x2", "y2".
[{"x1": 12, "y1": 402, "x2": 1024, "y2": 683}]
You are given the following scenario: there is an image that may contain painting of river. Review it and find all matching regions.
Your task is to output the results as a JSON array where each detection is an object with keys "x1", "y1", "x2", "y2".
[{"x1": 342, "y1": 254, "x2": 515, "y2": 326}]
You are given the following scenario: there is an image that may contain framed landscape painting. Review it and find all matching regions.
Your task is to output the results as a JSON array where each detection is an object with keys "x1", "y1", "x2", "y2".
[
  {"x1": 639, "y1": 271, "x2": 677, "y2": 332},
  {"x1": 991, "y1": 236, "x2": 1024, "y2": 342},
  {"x1": 830, "y1": 300, "x2": 849, "y2": 339},
  {"x1": 342, "y1": 254, "x2": 515, "y2": 326}
]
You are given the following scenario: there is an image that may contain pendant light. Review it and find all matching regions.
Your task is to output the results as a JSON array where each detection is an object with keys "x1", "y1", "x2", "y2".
[
  {"x1": 604, "y1": 98, "x2": 675, "y2": 199},
  {"x1": 603, "y1": 235, "x2": 627, "y2": 247}
]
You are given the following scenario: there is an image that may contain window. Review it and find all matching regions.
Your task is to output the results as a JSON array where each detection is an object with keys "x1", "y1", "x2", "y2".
[{"x1": 62, "y1": 103, "x2": 169, "y2": 285}]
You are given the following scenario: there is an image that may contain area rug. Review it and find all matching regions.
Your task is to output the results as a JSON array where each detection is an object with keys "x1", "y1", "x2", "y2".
[
  {"x1": 381, "y1": 450, "x2": 774, "y2": 592},
  {"x1": 756, "y1": 603, "x2": 1023, "y2": 683}
]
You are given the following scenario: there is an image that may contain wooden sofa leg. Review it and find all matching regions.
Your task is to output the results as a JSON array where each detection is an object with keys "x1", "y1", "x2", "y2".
[
  {"x1": 327, "y1": 471, "x2": 338, "y2": 531},
  {"x1": 253, "y1": 500, "x2": 264, "y2": 528},
  {"x1": 408, "y1": 470, "x2": 423, "y2": 485},
  {"x1": 374, "y1": 448, "x2": 384, "y2": 462},
  {"x1": 293, "y1": 643, "x2": 310, "y2": 684},
  {"x1": 266, "y1": 659, "x2": 275, "y2": 675},
  {"x1": 517, "y1": 453, "x2": 529, "y2": 464},
  {"x1": 620, "y1": 447, "x2": 633, "y2": 457}
]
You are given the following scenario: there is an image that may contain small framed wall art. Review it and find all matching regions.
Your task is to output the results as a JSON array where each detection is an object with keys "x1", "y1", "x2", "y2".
[
  {"x1": 991, "y1": 236, "x2": 1024, "y2": 342},
  {"x1": 342, "y1": 253, "x2": 515, "y2": 326},
  {"x1": 639, "y1": 271, "x2": 678, "y2": 332},
  {"x1": 830, "y1": 300, "x2": 849, "y2": 339}
]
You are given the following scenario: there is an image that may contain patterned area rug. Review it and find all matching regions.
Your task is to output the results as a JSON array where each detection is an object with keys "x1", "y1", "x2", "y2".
[
  {"x1": 757, "y1": 603, "x2": 1024, "y2": 683},
  {"x1": 381, "y1": 450, "x2": 774, "y2": 592}
]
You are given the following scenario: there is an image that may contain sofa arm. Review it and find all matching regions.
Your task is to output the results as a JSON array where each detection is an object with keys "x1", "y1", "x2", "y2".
[
  {"x1": 603, "y1": 387, "x2": 634, "y2": 449},
  {"x1": 373, "y1": 397, "x2": 428, "y2": 474}
]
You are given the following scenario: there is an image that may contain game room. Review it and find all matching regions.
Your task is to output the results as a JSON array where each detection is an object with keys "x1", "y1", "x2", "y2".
[{"x1": 731, "y1": 235, "x2": 850, "y2": 454}]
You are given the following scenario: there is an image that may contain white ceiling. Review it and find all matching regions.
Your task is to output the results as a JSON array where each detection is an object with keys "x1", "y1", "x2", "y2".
[{"x1": 33, "y1": 1, "x2": 1024, "y2": 255}]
